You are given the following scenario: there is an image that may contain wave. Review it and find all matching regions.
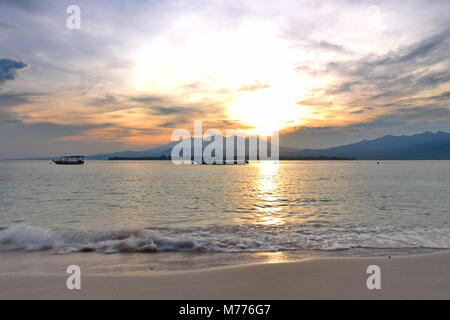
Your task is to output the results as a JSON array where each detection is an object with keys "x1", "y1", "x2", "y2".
[{"x1": 0, "y1": 224, "x2": 450, "y2": 254}]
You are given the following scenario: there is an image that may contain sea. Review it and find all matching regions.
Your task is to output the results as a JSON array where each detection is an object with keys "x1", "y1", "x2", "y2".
[{"x1": 0, "y1": 160, "x2": 449, "y2": 273}]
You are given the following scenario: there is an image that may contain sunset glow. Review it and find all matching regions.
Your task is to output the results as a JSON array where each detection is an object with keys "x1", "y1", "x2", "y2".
[{"x1": 1, "y1": 0, "x2": 449, "y2": 158}]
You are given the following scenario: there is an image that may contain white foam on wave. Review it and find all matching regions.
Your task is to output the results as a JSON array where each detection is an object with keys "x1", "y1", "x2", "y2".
[
  {"x1": 0, "y1": 225, "x2": 202, "y2": 253},
  {"x1": 0, "y1": 224, "x2": 450, "y2": 254}
]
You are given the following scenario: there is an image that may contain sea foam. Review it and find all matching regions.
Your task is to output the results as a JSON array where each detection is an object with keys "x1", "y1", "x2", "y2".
[{"x1": 0, "y1": 224, "x2": 449, "y2": 254}]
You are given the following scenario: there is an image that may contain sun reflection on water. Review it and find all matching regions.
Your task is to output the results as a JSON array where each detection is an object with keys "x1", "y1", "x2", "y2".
[
  {"x1": 253, "y1": 251, "x2": 287, "y2": 264},
  {"x1": 254, "y1": 161, "x2": 285, "y2": 226}
]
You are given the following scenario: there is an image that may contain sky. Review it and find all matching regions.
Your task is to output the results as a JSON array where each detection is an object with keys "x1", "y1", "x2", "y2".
[{"x1": 0, "y1": 0, "x2": 450, "y2": 158}]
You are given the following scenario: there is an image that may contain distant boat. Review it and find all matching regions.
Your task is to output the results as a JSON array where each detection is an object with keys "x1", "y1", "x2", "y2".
[
  {"x1": 193, "y1": 159, "x2": 249, "y2": 165},
  {"x1": 53, "y1": 155, "x2": 85, "y2": 165}
]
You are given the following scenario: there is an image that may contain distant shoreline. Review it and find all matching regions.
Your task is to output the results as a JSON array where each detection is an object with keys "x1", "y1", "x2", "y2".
[
  {"x1": 107, "y1": 156, "x2": 356, "y2": 161},
  {"x1": 5, "y1": 158, "x2": 450, "y2": 161}
]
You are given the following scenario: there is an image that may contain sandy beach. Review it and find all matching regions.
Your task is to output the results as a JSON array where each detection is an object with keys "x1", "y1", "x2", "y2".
[{"x1": 0, "y1": 251, "x2": 449, "y2": 300}]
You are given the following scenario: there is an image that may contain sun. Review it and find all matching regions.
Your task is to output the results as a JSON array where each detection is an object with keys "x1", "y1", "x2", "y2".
[
  {"x1": 131, "y1": 17, "x2": 315, "y2": 135},
  {"x1": 228, "y1": 88, "x2": 308, "y2": 136}
]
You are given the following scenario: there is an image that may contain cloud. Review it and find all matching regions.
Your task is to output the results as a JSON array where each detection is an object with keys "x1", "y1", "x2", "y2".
[
  {"x1": 313, "y1": 40, "x2": 351, "y2": 54},
  {"x1": 0, "y1": 58, "x2": 28, "y2": 87},
  {"x1": 280, "y1": 110, "x2": 450, "y2": 150},
  {"x1": 296, "y1": 98, "x2": 333, "y2": 107},
  {"x1": 0, "y1": 92, "x2": 45, "y2": 126},
  {"x1": 416, "y1": 91, "x2": 450, "y2": 102},
  {"x1": 159, "y1": 122, "x2": 177, "y2": 128},
  {"x1": 149, "y1": 103, "x2": 227, "y2": 129},
  {"x1": 291, "y1": 27, "x2": 450, "y2": 132},
  {"x1": 0, "y1": 121, "x2": 117, "y2": 159},
  {"x1": 0, "y1": 92, "x2": 32, "y2": 107},
  {"x1": 129, "y1": 95, "x2": 165, "y2": 105},
  {"x1": 127, "y1": 93, "x2": 229, "y2": 127},
  {"x1": 89, "y1": 94, "x2": 118, "y2": 106},
  {"x1": 0, "y1": 22, "x2": 15, "y2": 29},
  {"x1": 237, "y1": 81, "x2": 270, "y2": 92},
  {"x1": 0, "y1": 108, "x2": 21, "y2": 124},
  {"x1": 0, "y1": 0, "x2": 45, "y2": 11},
  {"x1": 350, "y1": 109, "x2": 366, "y2": 114},
  {"x1": 150, "y1": 106, "x2": 190, "y2": 116},
  {"x1": 325, "y1": 28, "x2": 450, "y2": 98},
  {"x1": 1, "y1": 0, "x2": 450, "y2": 157},
  {"x1": 0, "y1": 90, "x2": 49, "y2": 127},
  {"x1": 372, "y1": 105, "x2": 450, "y2": 125}
]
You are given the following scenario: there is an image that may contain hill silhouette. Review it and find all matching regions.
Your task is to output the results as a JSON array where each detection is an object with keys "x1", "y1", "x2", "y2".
[{"x1": 88, "y1": 131, "x2": 450, "y2": 160}]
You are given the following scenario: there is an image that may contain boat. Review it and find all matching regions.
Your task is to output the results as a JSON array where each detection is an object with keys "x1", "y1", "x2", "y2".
[
  {"x1": 53, "y1": 155, "x2": 85, "y2": 165},
  {"x1": 192, "y1": 158, "x2": 249, "y2": 165}
]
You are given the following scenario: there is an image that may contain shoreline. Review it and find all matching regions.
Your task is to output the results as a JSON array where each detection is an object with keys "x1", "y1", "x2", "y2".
[{"x1": 1, "y1": 250, "x2": 449, "y2": 299}]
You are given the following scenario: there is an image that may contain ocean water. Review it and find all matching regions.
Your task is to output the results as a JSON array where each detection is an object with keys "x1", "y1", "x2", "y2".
[{"x1": 0, "y1": 160, "x2": 449, "y2": 271}]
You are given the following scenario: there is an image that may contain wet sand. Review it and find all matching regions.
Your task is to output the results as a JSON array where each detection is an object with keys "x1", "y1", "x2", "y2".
[{"x1": 0, "y1": 251, "x2": 449, "y2": 299}]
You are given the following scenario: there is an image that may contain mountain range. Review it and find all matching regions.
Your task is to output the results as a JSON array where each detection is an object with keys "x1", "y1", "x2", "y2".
[{"x1": 88, "y1": 131, "x2": 450, "y2": 160}]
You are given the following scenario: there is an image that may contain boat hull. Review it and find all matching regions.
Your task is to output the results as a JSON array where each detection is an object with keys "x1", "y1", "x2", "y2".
[{"x1": 52, "y1": 160, "x2": 84, "y2": 165}]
